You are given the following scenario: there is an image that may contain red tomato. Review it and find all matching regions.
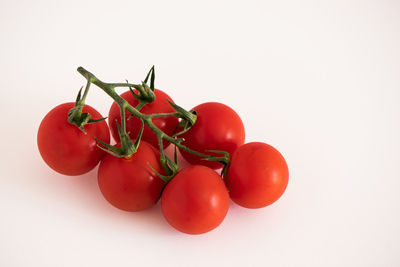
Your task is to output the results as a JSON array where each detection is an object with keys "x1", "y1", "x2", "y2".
[
  {"x1": 37, "y1": 102, "x2": 110, "y2": 176},
  {"x1": 225, "y1": 142, "x2": 289, "y2": 209},
  {"x1": 97, "y1": 141, "x2": 165, "y2": 211},
  {"x1": 179, "y1": 102, "x2": 245, "y2": 169},
  {"x1": 108, "y1": 89, "x2": 178, "y2": 149},
  {"x1": 161, "y1": 165, "x2": 230, "y2": 234}
]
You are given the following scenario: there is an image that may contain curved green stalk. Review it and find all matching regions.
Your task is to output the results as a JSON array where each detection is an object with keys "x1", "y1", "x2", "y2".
[{"x1": 77, "y1": 66, "x2": 229, "y2": 179}]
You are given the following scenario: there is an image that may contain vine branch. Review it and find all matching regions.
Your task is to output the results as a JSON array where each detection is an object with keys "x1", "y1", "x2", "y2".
[{"x1": 76, "y1": 66, "x2": 229, "y2": 180}]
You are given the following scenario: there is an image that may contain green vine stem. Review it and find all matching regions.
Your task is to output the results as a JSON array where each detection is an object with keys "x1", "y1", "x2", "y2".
[
  {"x1": 67, "y1": 78, "x2": 107, "y2": 132},
  {"x1": 77, "y1": 66, "x2": 229, "y2": 181},
  {"x1": 126, "y1": 65, "x2": 156, "y2": 109}
]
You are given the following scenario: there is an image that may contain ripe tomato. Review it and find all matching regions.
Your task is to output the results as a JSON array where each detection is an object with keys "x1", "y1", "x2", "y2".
[
  {"x1": 108, "y1": 89, "x2": 178, "y2": 149},
  {"x1": 97, "y1": 141, "x2": 165, "y2": 211},
  {"x1": 179, "y1": 102, "x2": 245, "y2": 169},
  {"x1": 37, "y1": 102, "x2": 110, "y2": 176},
  {"x1": 161, "y1": 165, "x2": 230, "y2": 234},
  {"x1": 225, "y1": 142, "x2": 289, "y2": 209}
]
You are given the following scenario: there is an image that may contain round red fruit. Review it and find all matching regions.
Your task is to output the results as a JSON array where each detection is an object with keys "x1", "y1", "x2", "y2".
[
  {"x1": 161, "y1": 165, "x2": 230, "y2": 234},
  {"x1": 179, "y1": 102, "x2": 245, "y2": 169},
  {"x1": 97, "y1": 141, "x2": 165, "y2": 212},
  {"x1": 37, "y1": 102, "x2": 110, "y2": 176},
  {"x1": 226, "y1": 142, "x2": 289, "y2": 209}
]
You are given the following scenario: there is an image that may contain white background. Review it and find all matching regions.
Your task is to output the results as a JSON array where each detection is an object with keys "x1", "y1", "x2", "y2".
[{"x1": 1, "y1": 0, "x2": 399, "y2": 266}]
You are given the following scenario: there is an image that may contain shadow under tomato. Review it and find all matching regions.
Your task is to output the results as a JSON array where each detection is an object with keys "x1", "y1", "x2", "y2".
[
  {"x1": 34, "y1": 143, "x2": 228, "y2": 236},
  {"x1": 65, "y1": 165, "x2": 179, "y2": 235}
]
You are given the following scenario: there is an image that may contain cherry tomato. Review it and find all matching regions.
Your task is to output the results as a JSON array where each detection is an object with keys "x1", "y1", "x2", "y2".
[
  {"x1": 97, "y1": 141, "x2": 165, "y2": 211},
  {"x1": 108, "y1": 89, "x2": 178, "y2": 149},
  {"x1": 225, "y1": 142, "x2": 289, "y2": 209},
  {"x1": 37, "y1": 102, "x2": 110, "y2": 176},
  {"x1": 161, "y1": 165, "x2": 230, "y2": 234},
  {"x1": 179, "y1": 102, "x2": 245, "y2": 169}
]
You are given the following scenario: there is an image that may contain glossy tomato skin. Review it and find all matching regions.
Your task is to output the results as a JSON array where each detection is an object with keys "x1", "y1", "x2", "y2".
[
  {"x1": 161, "y1": 165, "x2": 230, "y2": 234},
  {"x1": 226, "y1": 142, "x2": 289, "y2": 209},
  {"x1": 179, "y1": 102, "x2": 245, "y2": 169},
  {"x1": 37, "y1": 102, "x2": 110, "y2": 176},
  {"x1": 97, "y1": 141, "x2": 165, "y2": 212},
  {"x1": 108, "y1": 89, "x2": 178, "y2": 149}
]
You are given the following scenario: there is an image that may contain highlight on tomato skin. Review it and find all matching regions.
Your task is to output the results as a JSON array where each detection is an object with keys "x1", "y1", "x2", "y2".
[
  {"x1": 161, "y1": 165, "x2": 230, "y2": 235},
  {"x1": 108, "y1": 89, "x2": 179, "y2": 149},
  {"x1": 97, "y1": 141, "x2": 165, "y2": 212},
  {"x1": 225, "y1": 142, "x2": 289, "y2": 209},
  {"x1": 179, "y1": 102, "x2": 245, "y2": 170},
  {"x1": 37, "y1": 102, "x2": 110, "y2": 176}
]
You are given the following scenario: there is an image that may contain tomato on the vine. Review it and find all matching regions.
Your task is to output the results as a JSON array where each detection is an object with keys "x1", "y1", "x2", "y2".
[
  {"x1": 97, "y1": 141, "x2": 165, "y2": 212},
  {"x1": 179, "y1": 102, "x2": 245, "y2": 169},
  {"x1": 108, "y1": 89, "x2": 178, "y2": 149},
  {"x1": 225, "y1": 142, "x2": 289, "y2": 209},
  {"x1": 37, "y1": 102, "x2": 110, "y2": 176},
  {"x1": 161, "y1": 165, "x2": 230, "y2": 234},
  {"x1": 38, "y1": 66, "x2": 290, "y2": 235}
]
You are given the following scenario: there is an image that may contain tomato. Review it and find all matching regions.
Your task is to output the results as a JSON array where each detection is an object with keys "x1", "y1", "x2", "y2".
[
  {"x1": 37, "y1": 102, "x2": 110, "y2": 176},
  {"x1": 97, "y1": 141, "x2": 165, "y2": 211},
  {"x1": 161, "y1": 165, "x2": 230, "y2": 234},
  {"x1": 225, "y1": 142, "x2": 289, "y2": 209},
  {"x1": 108, "y1": 89, "x2": 178, "y2": 149},
  {"x1": 179, "y1": 102, "x2": 245, "y2": 169}
]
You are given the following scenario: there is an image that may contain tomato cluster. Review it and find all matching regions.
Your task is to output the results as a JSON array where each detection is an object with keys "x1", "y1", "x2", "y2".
[{"x1": 37, "y1": 67, "x2": 289, "y2": 235}]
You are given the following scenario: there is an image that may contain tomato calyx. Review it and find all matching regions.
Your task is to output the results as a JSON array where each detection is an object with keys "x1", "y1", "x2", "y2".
[
  {"x1": 67, "y1": 82, "x2": 107, "y2": 132},
  {"x1": 126, "y1": 66, "x2": 157, "y2": 114},
  {"x1": 148, "y1": 155, "x2": 178, "y2": 183},
  {"x1": 98, "y1": 106, "x2": 145, "y2": 158},
  {"x1": 169, "y1": 101, "x2": 197, "y2": 137}
]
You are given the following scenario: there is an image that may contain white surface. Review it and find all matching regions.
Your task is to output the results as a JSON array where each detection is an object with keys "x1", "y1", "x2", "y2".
[{"x1": 1, "y1": 0, "x2": 399, "y2": 266}]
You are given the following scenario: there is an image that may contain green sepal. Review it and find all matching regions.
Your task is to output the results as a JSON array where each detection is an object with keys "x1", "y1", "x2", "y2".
[
  {"x1": 96, "y1": 138, "x2": 123, "y2": 158},
  {"x1": 143, "y1": 65, "x2": 155, "y2": 91},
  {"x1": 173, "y1": 119, "x2": 193, "y2": 137},
  {"x1": 167, "y1": 100, "x2": 196, "y2": 125},
  {"x1": 132, "y1": 119, "x2": 144, "y2": 151},
  {"x1": 147, "y1": 153, "x2": 178, "y2": 183},
  {"x1": 126, "y1": 80, "x2": 142, "y2": 101},
  {"x1": 142, "y1": 83, "x2": 156, "y2": 102},
  {"x1": 160, "y1": 155, "x2": 179, "y2": 177},
  {"x1": 97, "y1": 118, "x2": 144, "y2": 158},
  {"x1": 147, "y1": 162, "x2": 171, "y2": 183},
  {"x1": 79, "y1": 112, "x2": 91, "y2": 128},
  {"x1": 128, "y1": 82, "x2": 155, "y2": 104},
  {"x1": 168, "y1": 100, "x2": 197, "y2": 138},
  {"x1": 67, "y1": 87, "x2": 83, "y2": 126},
  {"x1": 150, "y1": 66, "x2": 155, "y2": 91},
  {"x1": 74, "y1": 86, "x2": 83, "y2": 105},
  {"x1": 127, "y1": 65, "x2": 156, "y2": 104},
  {"x1": 126, "y1": 84, "x2": 146, "y2": 119},
  {"x1": 68, "y1": 109, "x2": 107, "y2": 133},
  {"x1": 68, "y1": 84, "x2": 105, "y2": 133},
  {"x1": 115, "y1": 120, "x2": 136, "y2": 157}
]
